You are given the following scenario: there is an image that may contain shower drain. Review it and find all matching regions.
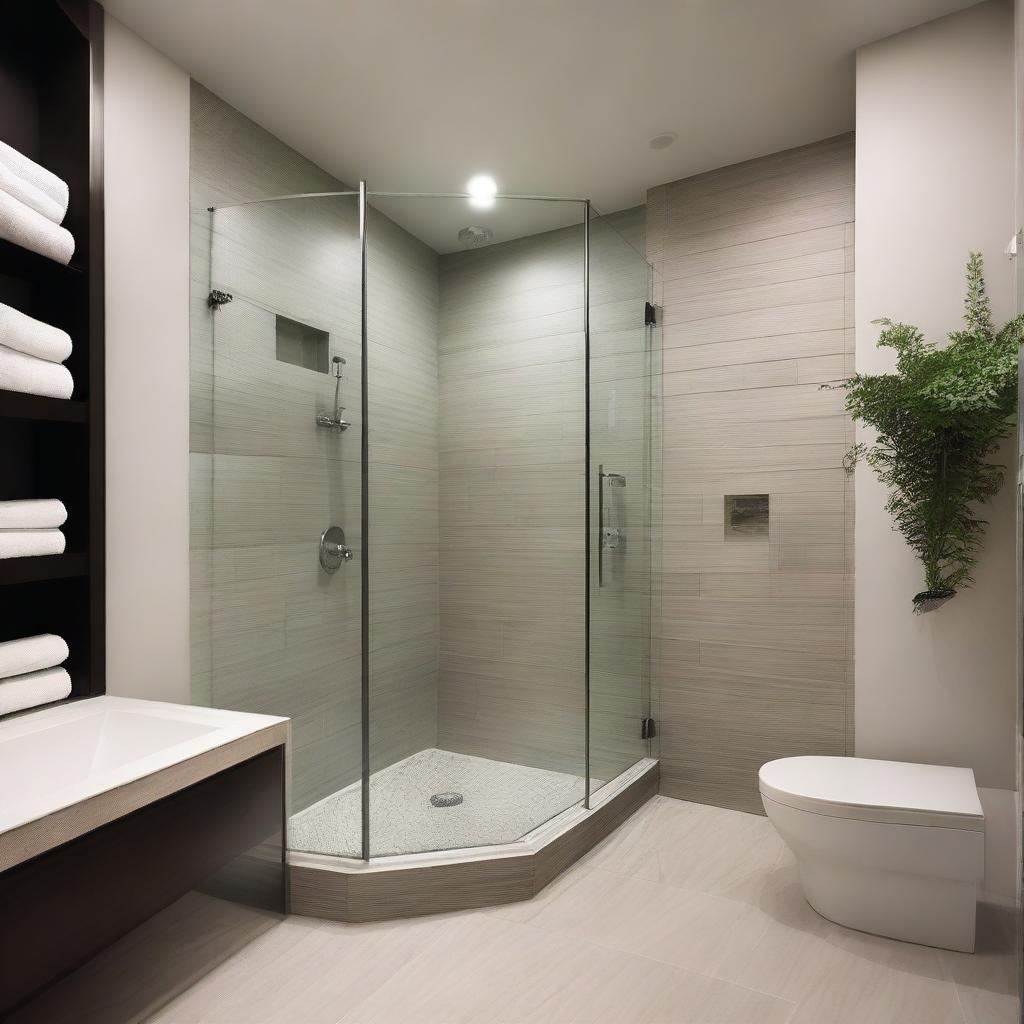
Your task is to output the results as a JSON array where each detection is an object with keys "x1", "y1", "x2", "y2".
[{"x1": 430, "y1": 791, "x2": 464, "y2": 808}]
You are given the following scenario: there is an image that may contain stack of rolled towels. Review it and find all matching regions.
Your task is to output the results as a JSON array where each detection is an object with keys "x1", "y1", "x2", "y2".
[
  {"x1": 0, "y1": 141, "x2": 74, "y2": 398},
  {"x1": 0, "y1": 499, "x2": 67, "y2": 559},
  {"x1": 0, "y1": 634, "x2": 71, "y2": 717},
  {"x1": 0, "y1": 139, "x2": 73, "y2": 264},
  {"x1": 0, "y1": 300, "x2": 74, "y2": 399}
]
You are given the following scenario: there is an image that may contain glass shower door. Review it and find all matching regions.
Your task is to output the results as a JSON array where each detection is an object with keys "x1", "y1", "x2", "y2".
[
  {"x1": 364, "y1": 193, "x2": 590, "y2": 856},
  {"x1": 202, "y1": 193, "x2": 365, "y2": 858},
  {"x1": 588, "y1": 208, "x2": 661, "y2": 797}
]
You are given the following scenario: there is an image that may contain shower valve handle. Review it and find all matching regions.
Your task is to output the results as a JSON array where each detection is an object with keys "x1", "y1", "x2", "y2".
[{"x1": 319, "y1": 526, "x2": 353, "y2": 573}]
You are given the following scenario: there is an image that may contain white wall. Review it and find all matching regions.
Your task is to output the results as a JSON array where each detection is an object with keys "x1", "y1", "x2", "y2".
[
  {"x1": 103, "y1": 15, "x2": 191, "y2": 702},
  {"x1": 857, "y1": 0, "x2": 1017, "y2": 900}
]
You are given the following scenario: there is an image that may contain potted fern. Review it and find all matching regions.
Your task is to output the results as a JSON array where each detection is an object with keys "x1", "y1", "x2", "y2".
[{"x1": 843, "y1": 253, "x2": 1023, "y2": 612}]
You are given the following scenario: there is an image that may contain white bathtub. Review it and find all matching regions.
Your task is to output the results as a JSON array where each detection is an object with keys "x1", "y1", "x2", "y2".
[{"x1": 0, "y1": 696, "x2": 287, "y2": 842}]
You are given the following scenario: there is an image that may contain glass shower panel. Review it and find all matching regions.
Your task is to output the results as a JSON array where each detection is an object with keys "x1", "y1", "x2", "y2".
[
  {"x1": 205, "y1": 194, "x2": 364, "y2": 858},
  {"x1": 588, "y1": 208, "x2": 661, "y2": 795},
  {"x1": 363, "y1": 194, "x2": 589, "y2": 855}
]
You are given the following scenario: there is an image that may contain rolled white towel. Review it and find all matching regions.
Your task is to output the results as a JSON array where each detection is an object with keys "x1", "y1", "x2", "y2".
[
  {"x1": 0, "y1": 161, "x2": 66, "y2": 224},
  {"x1": 0, "y1": 302, "x2": 72, "y2": 363},
  {"x1": 0, "y1": 140, "x2": 69, "y2": 221},
  {"x1": 0, "y1": 667, "x2": 72, "y2": 717},
  {"x1": 0, "y1": 634, "x2": 69, "y2": 679},
  {"x1": 0, "y1": 500, "x2": 67, "y2": 530},
  {"x1": 0, "y1": 345, "x2": 73, "y2": 399},
  {"x1": 0, "y1": 189, "x2": 74, "y2": 265},
  {"x1": 0, "y1": 529, "x2": 65, "y2": 559}
]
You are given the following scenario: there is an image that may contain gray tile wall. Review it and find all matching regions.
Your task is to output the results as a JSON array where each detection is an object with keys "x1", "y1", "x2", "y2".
[
  {"x1": 435, "y1": 220, "x2": 588, "y2": 778},
  {"x1": 646, "y1": 134, "x2": 855, "y2": 813},
  {"x1": 189, "y1": 85, "x2": 659, "y2": 818},
  {"x1": 189, "y1": 84, "x2": 439, "y2": 817},
  {"x1": 436, "y1": 208, "x2": 655, "y2": 783}
]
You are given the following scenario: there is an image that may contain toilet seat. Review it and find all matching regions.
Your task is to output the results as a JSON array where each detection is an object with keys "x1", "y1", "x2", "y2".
[{"x1": 759, "y1": 755, "x2": 984, "y2": 830}]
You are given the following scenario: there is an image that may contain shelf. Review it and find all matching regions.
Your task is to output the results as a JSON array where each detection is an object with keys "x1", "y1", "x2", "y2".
[
  {"x1": 0, "y1": 0, "x2": 105, "y2": 714},
  {"x1": 0, "y1": 391, "x2": 87, "y2": 421},
  {"x1": 0, "y1": 236, "x2": 85, "y2": 286},
  {"x1": 0, "y1": 552, "x2": 87, "y2": 585}
]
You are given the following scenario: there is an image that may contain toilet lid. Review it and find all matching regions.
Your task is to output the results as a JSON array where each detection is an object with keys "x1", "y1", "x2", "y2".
[{"x1": 759, "y1": 756, "x2": 985, "y2": 830}]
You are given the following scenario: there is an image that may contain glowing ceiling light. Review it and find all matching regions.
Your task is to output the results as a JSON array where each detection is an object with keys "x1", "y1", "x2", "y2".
[{"x1": 466, "y1": 174, "x2": 497, "y2": 209}]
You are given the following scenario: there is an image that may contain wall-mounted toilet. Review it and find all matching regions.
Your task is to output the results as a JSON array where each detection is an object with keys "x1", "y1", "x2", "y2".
[{"x1": 759, "y1": 756, "x2": 984, "y2": 952}]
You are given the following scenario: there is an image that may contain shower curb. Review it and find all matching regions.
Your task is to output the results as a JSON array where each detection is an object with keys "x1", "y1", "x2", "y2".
[{"x1": 288, "y1": 760, "x2": 659, "y2": 922}]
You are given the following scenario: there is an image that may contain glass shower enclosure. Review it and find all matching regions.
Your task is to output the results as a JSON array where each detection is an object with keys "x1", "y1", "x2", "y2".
[{"x1": 198, "y1": 185, "x2": 661, "y2": 862}]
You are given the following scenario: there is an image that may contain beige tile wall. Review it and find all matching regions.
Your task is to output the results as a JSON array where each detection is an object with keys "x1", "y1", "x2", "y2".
[
  {"x1": 647, "y1": 134, "x2": 855, "y2": 813},
  {"x1": 189, "y1": 84, "x2": 439, "y2": 818}
]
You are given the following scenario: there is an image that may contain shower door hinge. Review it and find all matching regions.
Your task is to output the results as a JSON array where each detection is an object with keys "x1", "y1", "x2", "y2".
[
  {"x1": 644, "y1": 301, "x2": 658, "y2": 327},
  {"x1": 641, "y1": 717, "x2": 656, "y2": 740}
]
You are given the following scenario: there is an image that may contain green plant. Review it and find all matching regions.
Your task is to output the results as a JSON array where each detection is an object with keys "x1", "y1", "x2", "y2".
[{"x1": 843, "y1": 253, "x2": 1023, "y2": 611}]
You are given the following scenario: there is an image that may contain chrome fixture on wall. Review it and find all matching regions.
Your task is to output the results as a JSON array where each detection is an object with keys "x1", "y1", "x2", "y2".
[
  {"x1": 316, "y1": 355, "x2": 350, "y2": 430},
  {"x1": 319, "y1": 525, "x2": 353, "y2": 573},
  {"x1": 598, "y1": 467, "x2": 626, "y2": 587}
]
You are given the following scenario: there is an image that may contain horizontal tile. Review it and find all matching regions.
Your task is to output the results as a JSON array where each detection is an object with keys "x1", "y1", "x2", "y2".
[
  {"x1": 664, "y1": 273, "x2": 845, "y2": 327},
  {"x1": 663, "y1": 298, "x2": 846, "y2": 347},
  {"x1": 663, "y1": 248, "x2": 846, "y2": 301},
  {"x1": 662, "y1": 329, "x2": 847, "y2": 373}
]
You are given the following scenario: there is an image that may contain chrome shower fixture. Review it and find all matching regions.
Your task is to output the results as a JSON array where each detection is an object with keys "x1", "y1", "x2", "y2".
[{"x1": 316, "y1": 355, "x2": 350, "y2": 430}]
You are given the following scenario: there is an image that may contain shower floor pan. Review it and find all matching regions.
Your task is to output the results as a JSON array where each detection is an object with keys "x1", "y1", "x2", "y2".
[
  {"x1": 287, "y1": 753, "x2": 658, "y2": 922},
  {"x1": 290, "y1": 748, "x2": 600, "y2": 856}
]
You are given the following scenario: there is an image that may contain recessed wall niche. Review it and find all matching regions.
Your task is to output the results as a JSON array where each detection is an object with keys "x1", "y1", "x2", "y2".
[
  {"x1": 724, "y1": 494, "x2": 769, "y2": 541},
  {"x1": 275, "y1": 314, "x2": 329, "y2": 373}
]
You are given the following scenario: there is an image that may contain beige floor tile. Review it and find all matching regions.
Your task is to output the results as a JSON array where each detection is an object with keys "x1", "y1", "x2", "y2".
[
  {"x1": 149, "y1": 912, "x2": 450, "y2": 1024},
  {"x1": 787, "y1": 962, "x2": 963, "y2": 1024},
  {"x1": 337, "y1": 912, "x2": 796, "y2": 1024},
  {"x1": 20, "y1": 796, "x2": 1017, "y2": 1024},
  {"x1": 580, "y1": 796, "x2": 791, "y2": 904},
  {"x1": 938, "y1": 902, "x2": 1019, "y2": 1024},
  {"x1": 491, "y1": 861, "x2": 754, "y2": 977},
  {"x1": 707, "y1": 870, "x2": 849, "y2": 1003},
  {"x1": 709, "y1": 866, "x2": 953, "y2": 1008}
]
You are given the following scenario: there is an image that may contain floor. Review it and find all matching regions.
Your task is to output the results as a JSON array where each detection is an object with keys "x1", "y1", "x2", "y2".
[
  {"x1": 13, "y1": 796, "x2": 1018, "y2": 1024},
  {"x1": 289, "y1": 748, "x2": 593, "y2": 856}
]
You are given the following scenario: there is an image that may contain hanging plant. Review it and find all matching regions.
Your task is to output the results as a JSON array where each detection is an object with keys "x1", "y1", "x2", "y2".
[{"x1": 842, "y1": 253, "x2": 1023, "y2": 612}]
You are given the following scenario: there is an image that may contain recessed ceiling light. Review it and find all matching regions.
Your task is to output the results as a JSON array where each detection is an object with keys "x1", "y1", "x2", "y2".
[
  {"x1": 649, "y1": 132, "x2": 677, "y2": 151},
  {"x1": 466, "y1": 174, "x2": 497, "y2": 208},
  {"x1": 458, "y1": 225, "x2": 493, "y2": 247}
]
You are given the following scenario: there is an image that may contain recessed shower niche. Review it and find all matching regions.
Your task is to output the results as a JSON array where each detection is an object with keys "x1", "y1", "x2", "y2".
[
  {"x1": 191, "y1": 95, "x2": 662, "y2": 918},
  {"x1": 275, "y1": 314, "x2": 330, "y2": 373},
  {"x1": 724, "y1": 494, "x2": 770, "y2": 541}
]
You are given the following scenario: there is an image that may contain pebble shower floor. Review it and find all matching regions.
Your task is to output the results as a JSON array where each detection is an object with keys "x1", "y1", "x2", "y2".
[{"x1": 288, "y1": 748, "x2": 598, "y2": 857}]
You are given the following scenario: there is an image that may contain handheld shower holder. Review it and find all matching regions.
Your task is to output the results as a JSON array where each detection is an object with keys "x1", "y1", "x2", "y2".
[{"x1": 316, "y1": 355, "x2": 350, "y2": 431}]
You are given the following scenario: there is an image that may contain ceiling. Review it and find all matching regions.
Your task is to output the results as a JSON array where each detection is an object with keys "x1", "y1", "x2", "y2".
[{"x1": 102, "y1": 0, "x2": 981, "y2": 253}]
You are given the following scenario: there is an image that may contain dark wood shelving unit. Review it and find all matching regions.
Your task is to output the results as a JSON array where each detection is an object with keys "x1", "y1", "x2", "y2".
[
  {"x1": 0, "y1": 235, "x2": 87, "y2": 283},
  {"x1": 0, "y1": 0, "x2": 104, "y2": 703},
  {"x1": 0, "y1": 392, "x2": 88, "y2": 422},
  {"x1": 0, "y1": 554, "x2": 88, "y2": 586}
]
